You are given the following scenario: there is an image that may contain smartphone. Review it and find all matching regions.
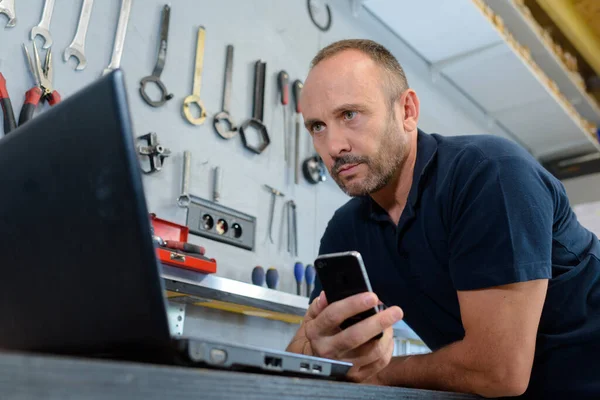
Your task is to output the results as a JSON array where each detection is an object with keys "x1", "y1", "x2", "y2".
[{"x1": 314, "y1": 251, "x2": 383, "y2": 339}]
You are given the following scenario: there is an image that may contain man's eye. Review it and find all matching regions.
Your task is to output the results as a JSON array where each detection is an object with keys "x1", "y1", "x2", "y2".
[
  {"x1": 312, "y1": 123, "x2": 325, "y2": 133},
  {"x1": 343, "y1": 111, "x2": 357, "y2": 120}
]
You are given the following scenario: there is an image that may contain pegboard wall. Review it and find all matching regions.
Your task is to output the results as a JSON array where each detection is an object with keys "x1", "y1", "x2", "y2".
[{"x1": 0, "y1": 0, "x2": 487, "y2": 303}]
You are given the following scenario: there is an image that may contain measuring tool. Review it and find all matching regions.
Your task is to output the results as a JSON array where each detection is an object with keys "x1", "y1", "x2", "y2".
[
  {"x1": 214, "y1": 45, "x2": 237, "y2": 139},
  {"x1": 182, "y1": 26, "x2": 207, "y2": 125}
]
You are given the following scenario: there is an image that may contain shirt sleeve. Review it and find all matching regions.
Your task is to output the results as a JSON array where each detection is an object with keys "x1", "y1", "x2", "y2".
[{"x1": 448, "y1": 154, "x2": 555, "y2": 291}]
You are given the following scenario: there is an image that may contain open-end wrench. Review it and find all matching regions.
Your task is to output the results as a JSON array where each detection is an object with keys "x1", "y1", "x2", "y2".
[
  {"x1": 183, "y1": 26, "x2": 207, "y2": 125},
  {"x1": 31, "y1": 0, "x2": 55, "y2": 49},
  {"x1": 103, "y1": 0, "x2": 132, "y2": 76},
  {"x1": 64, "y1": 0, "x2": 94, "y2": 71},
  {"x1": 213, "y1": 45, "x2": 237, "y2": 138},
  {"x1": 140, "y1": 4, "x2": 173, "y2": 107},
  {"x1": 0, "y1": 0, "x2": 16, "y2": 28},
  {"x1": 177, "y1": 151, "x2": 191, "y2": 208}
]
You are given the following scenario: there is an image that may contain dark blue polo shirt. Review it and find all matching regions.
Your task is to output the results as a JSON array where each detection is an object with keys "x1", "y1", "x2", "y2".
[{"x1": 312, "y1": 129, "x2": 600, "y2": 398}]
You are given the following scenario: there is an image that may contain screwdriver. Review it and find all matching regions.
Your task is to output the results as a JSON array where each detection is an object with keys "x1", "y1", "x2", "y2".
[
  {"x1": 292, "y1": 80, "x2": 303, "y2": 184},
  {"x1": 0, "y1": 72, "x2": 17, "y2": 134},
  {"x1": 278, "y1": 71, "x2": 289, "y2": 164},
  {"x1": 266, "y1": 267, "x2": 279, "y2": 290},
  {"x1": 294, "y1": 262, "x2": 304, "y2": 296},
  {"x1": 305, "y1": 264, "x2": 316, "y2": 298},
  {"x1": 252, "y1": 266, "x2": 265, "y2": 286},
  {"x1": 164, "y1": 240, "x2": 205, "y2": 255}
]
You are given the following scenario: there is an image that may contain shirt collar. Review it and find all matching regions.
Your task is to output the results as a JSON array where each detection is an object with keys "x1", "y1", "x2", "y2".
[{"x1": 366, "y1": 129, "x2": 438, "y2": 223}]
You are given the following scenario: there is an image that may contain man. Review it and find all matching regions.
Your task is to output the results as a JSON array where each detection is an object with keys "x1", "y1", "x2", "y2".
[{"x1": 286, "y1": 39, "x2": 600, "y2": 399}]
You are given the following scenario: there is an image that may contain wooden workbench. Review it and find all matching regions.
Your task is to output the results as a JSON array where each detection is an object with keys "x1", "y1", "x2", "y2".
[{"x1": 0, "y1": 351, "x2": 479, "y2": 399}]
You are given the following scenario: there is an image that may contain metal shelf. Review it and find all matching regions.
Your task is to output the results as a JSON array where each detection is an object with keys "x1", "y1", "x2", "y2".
[
  {"x1": 483, "y1": 0, "x2": 600, "y2": 124},
  {"x1": 160, "y1": 264, "x2": 423, "y2": 342}
]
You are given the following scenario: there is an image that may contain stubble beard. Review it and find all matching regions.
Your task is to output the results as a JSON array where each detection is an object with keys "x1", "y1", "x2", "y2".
[{"x1": 332, "y1": 113, "x2": 408, "y2": 197}]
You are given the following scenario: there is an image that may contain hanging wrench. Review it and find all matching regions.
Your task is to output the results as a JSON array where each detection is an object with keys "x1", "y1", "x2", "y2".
[
  {"x1": 103, "y1": 0, "x2": 132, "y2": 76},
  {"x1": 0, "y1": 0, "x2": 16, "y2": 28},
  {"x1": 213, "y1": 45, "x2": 237, "y2": 138},
  {"x1": 177, "y1": 151, "x2": 191, "y2": 208},
  {"x1": 31, "y1": 0, "x2": 55, "y2": 49},
  {"x1": 182, "y1": 26, "x2": 207, "y2": 125},
  {"x1": 139, "y1": 4, "x2": 173, "y2": 107},
  {"x1": 64, "y1": 0, "x2": 94, "y2": 71}
]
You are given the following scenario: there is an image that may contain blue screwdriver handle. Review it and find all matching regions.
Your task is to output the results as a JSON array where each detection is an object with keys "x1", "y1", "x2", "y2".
[
  {"x1": 305, "y1": 264, "x2": 316, "y2": 298},
  {"x1": 252, "y1": 266, "x2": 265, "y2": 286},
  {"x1": 266, "y1": 268, "x2": 279, "y2": 290},
  {"x1": 294, "y1": 262, "x2": 304, "y2": 295}
]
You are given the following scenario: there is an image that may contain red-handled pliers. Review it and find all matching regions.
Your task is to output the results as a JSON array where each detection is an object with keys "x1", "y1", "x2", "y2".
[
  {"x1": 0, "y1": 72, "x2": 17, "y2": 135},
  {"x1": 19, "y1": 42, "x2": 61, "y2": 126}
]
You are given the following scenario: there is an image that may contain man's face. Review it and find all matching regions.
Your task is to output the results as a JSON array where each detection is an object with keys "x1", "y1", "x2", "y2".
[{"x1": 300, "y1": 50, "x2": 409, "y2": 197}]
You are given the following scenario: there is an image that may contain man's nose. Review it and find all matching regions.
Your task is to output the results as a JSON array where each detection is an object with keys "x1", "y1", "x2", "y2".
[{"x1": 326, "y1": 126, "x2": 351, "y2": 157}]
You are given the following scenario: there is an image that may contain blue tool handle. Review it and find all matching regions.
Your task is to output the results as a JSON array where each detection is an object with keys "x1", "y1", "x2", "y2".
[
  {"x1": 305, "y1": 264, "x2": 315, "y2": 284},
  {"x1": 294, "y1": 262, "x2": 304, "y2": 295},
  {"x1": 252, "y1": 266, "x2": 265, "y2": 286},
  {"x1": 266, "y1": 267, "x2": 279, "y2": 290},
  {"x1": 305, "y1": 264, "x2": 316, "y2": 298}
]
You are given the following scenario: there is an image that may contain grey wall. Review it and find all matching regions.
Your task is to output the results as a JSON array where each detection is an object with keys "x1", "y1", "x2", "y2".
[
  {"x1": 562, "y1": 173, "x2": 600, "y2": 206},
  {"x1": 0, "y1": 0, "x2": 487, "y2": 349}
]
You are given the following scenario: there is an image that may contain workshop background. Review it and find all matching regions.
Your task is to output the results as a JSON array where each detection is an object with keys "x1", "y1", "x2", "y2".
[{"x1": 1, "y1": 0, "x2": 599, "y2": 354}]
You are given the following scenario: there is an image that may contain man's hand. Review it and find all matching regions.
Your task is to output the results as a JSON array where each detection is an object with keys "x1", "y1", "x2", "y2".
[{"x1": 286, "y1": 291, "x2": 404, "y2": 383}]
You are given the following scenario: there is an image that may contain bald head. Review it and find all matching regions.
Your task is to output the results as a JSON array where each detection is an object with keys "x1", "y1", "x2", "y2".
[{"x1": 309, "y1": 39, "x2": 409, "y2": 107}]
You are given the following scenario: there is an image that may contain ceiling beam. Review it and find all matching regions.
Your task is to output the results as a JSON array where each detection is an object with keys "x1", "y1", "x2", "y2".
[{"x1": 535, "y1": 0, "x2": 600, "y2": 77}]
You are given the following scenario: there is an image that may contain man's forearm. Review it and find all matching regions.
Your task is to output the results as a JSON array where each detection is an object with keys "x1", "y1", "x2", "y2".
[{"x1": 374, "y1": 340, "x2": 519, "y2": 398}]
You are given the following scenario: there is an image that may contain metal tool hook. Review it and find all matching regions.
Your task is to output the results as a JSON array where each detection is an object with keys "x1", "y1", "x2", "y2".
[{"x1": 307, "y1": 0, "x2": 332, "y2": 32}]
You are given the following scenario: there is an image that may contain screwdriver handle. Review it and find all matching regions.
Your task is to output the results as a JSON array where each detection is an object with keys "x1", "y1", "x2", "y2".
[
  {"x1": 252, "y1": 266, "x2": 265, "y2": 286},
  {"x1": 278, "y1": 71, "x2": 289, "y2": 105},
  {"x1": 305, "y1": 264, "x2": 316, "y2": 298},
  {"x1": 292, "y1": 80, "x2": 303, "y2": 113},
  {"x1": 164, "y1": 240, "x2": 205, "y2": 255},
  {"x1": 266, "y1": 267, "x2": 279, "y2": 290},
  {"x1": 294, "y1": 262, "x2": 304, "y2": 295},
  {"x1": 0, "y1": 73, "x2": 16, "y2": 134},
  {"x1": 18, "y1": 87, "x2": 43, "y2": 126}
]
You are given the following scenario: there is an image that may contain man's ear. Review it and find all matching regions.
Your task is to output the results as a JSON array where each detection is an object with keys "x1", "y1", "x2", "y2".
[{"x1": 400, "y1": 89, "x2": 420, "y2": 132}]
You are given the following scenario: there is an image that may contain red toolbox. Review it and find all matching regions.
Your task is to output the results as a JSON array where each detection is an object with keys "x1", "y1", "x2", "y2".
[{"x1": 150, "y1": 214, "x2": 217, "y2": 274}]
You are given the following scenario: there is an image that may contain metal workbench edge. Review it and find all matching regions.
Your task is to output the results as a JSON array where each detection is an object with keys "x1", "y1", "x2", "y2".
[{"x1": 0, "y1": 351, "x2": 479, "y2": 399}]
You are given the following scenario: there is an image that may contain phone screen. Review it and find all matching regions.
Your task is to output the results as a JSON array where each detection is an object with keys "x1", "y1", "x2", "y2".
[{"x1": 315, "y1": 251, "x2": 382, "y2": 337}]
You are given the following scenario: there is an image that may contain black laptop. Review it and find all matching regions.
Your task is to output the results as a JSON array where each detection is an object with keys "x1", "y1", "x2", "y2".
[{"x1": 0, "y1": 70, "x2": 351, "y2": 379}]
